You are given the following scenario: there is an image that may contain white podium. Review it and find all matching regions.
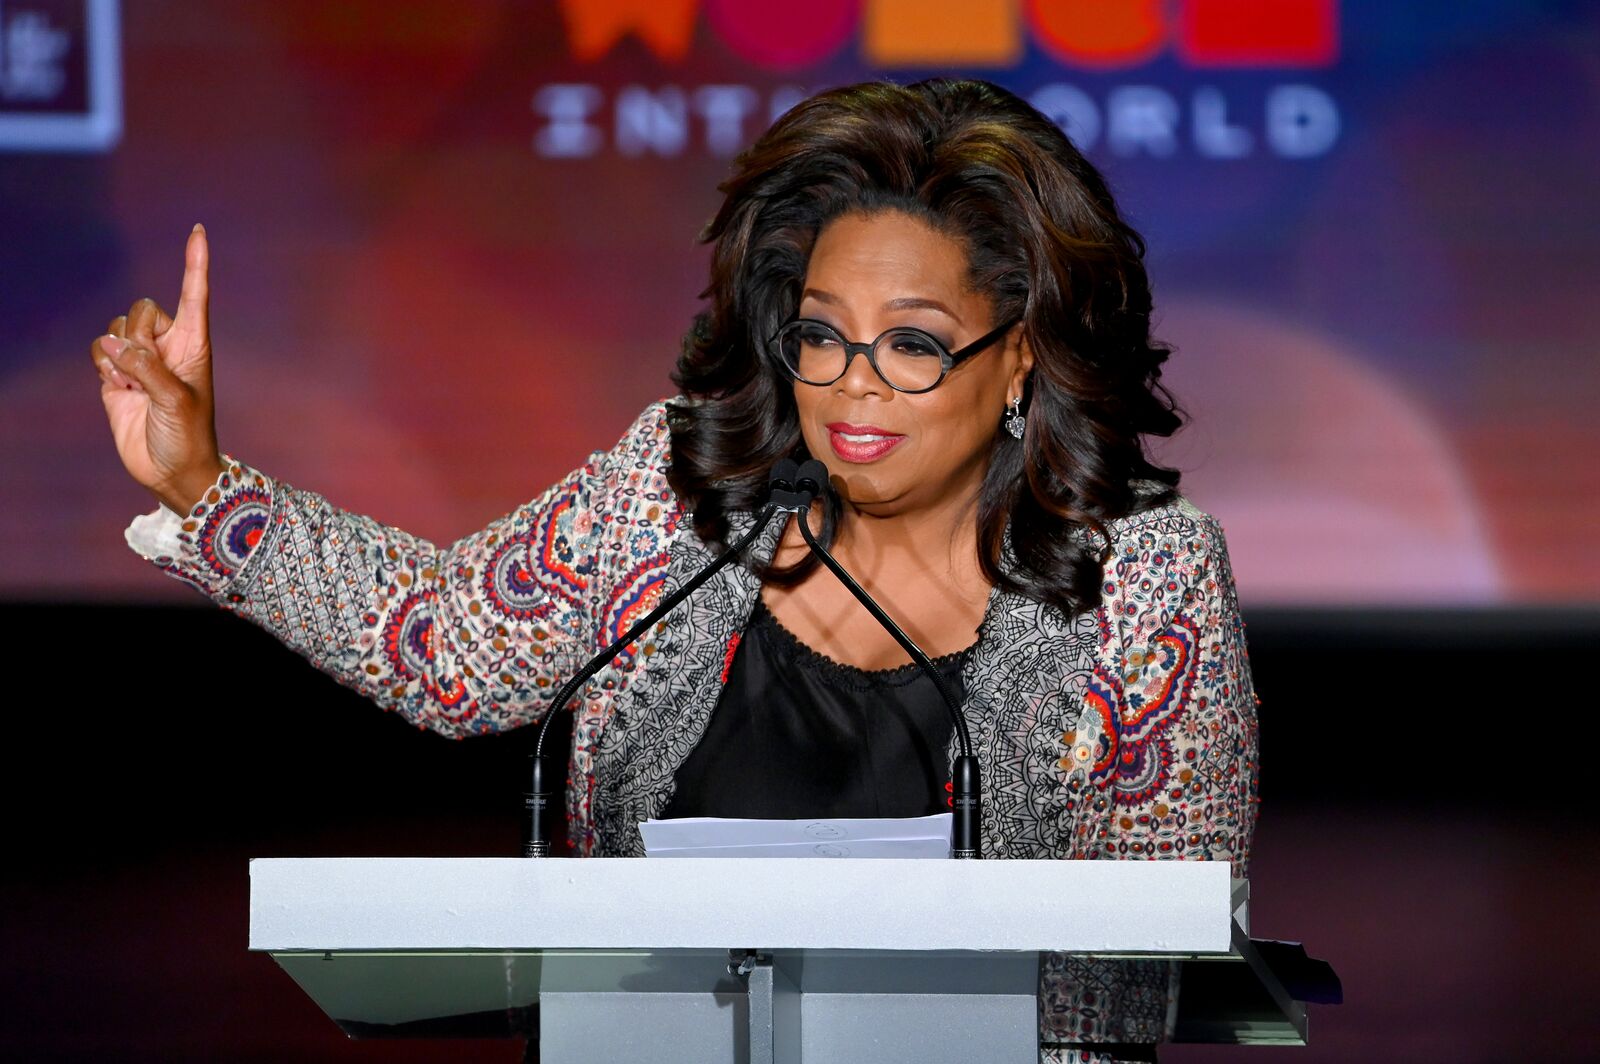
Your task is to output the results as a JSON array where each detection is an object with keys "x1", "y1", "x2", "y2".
[{"x1": 250, "y1": 857, "x2": 1316, "y2": 1062}]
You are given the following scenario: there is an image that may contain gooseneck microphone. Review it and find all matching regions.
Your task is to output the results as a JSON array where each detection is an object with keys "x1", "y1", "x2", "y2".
[
  {"x1": 787, "y1": 459, "x2": 983, "y2": 860},
  {"x1": 523, "y1": 458, "x2": 982, "y2": 860},
  {"x1": 523, "y1": 460, "x2": 818, "y2": 857}
]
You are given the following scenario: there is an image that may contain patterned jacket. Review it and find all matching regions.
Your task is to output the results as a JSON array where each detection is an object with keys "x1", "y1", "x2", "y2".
[{"x1": 127, "y1": 399, "x2": 1260, "y2": 1061}]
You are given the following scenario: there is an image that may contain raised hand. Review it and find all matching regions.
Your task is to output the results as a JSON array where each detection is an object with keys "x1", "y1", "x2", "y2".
[{"x1": 93, "y1": 224, "x2": 225, "y2": 514}]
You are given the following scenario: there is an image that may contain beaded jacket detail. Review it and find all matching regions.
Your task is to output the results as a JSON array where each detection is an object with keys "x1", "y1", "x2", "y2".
[{"x1": 126, "y1": 399, "x2": 1260, "y2": 1062}]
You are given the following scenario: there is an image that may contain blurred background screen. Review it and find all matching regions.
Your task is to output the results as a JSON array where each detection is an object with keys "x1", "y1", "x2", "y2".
[
  {"x1": 6, "y1": 6, "x2": 1600, "y2": 1063},
  {"x1": 3, "y1": 0, "x2": 1597, "y2": 606}
]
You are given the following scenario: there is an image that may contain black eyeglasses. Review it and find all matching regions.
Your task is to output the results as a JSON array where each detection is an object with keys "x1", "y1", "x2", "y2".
[{"x1": 768, "y1": 316, "x2": 1021, "y2": 394}]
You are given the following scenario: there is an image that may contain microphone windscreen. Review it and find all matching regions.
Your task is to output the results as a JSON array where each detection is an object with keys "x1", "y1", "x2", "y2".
[
  {"x1": 795, "y1": 459, "x2": 828, "y2": 498},
  {"x1": 768, "y1": 457, "x2": 798, "y2": 490}
]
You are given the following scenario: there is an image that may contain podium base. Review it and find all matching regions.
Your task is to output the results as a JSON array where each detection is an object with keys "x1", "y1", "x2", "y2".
[{"x1": 537, "y1": 950, "x2": 1038, "y2": 1064}]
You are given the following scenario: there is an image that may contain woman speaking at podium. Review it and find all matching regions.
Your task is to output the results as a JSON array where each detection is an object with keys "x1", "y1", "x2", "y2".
[{"x1": 92, "y1": 78, "x2": 1259, "y2": 1063}]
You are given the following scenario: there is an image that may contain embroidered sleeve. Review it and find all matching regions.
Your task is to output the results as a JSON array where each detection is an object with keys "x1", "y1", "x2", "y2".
[
  {"x1": 1041, "y1": 507, "x2": 1261, "y2": 1055},
  {"x1": 1091, "y1": 510, "x2": 1261, "y2": 872},
  {"x1": 122, "y1": 402, "x2": 677, "y2": 739},
  {"x1": 123, "y1": 455, "x2": 271, "y2": 595}
]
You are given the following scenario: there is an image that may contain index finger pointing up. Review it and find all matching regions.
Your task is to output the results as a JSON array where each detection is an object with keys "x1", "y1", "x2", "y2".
[{"x1": 175, "y1": 222, "x2": 209, "y2": 333}]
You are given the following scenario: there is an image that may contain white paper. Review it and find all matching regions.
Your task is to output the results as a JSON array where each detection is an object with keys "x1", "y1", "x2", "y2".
[
  {"x1": 640, "y1": 812, "x2": 951, "y2": 859},
  {"x1": 647, "y1": 837, "x2": 952, "y2": 859}
]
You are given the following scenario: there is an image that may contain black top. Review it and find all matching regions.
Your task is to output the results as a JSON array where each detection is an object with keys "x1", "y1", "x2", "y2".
[{"x1": 660, "y1": 598, "x2": 974, "y2": 820}]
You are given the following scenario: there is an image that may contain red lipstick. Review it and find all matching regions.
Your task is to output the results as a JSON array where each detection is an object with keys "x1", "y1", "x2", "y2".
[{"x1": 825, "y1": 422, "x2": 906, "y2": 463}]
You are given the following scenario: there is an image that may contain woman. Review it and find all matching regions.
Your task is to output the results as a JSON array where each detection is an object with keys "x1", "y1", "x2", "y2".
[{"x1": 93, "y1": 78, "x2": 1259, "y2": 1063}]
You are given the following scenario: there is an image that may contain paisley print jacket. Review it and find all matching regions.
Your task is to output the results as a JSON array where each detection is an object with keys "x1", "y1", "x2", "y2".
[{"x1": 127, "y1": 399, "x2": 1260, "y2": 1062}]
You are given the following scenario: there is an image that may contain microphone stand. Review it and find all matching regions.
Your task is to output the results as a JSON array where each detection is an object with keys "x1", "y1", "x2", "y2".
[
  {"x1": 522, "y1": 458, "x2": 982, "y2": 861},
  {"x1": 786, "y1": 460, "x2": 983, "y2": 860},
  {"x1": 523, "y1": 462, "x2": 815, "y2": 857}
]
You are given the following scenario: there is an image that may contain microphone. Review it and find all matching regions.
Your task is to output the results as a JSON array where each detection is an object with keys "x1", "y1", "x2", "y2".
[
  {"x1": 522, "y1": 460, "x2": 822, "y2": 857},
  {"x1": 788, "y1": 460, "x2": 983, "y2": 860}
]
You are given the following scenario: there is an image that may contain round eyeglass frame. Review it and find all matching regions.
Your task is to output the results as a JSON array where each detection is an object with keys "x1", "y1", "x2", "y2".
[{"x1": 768, "y1": 316, "x2": 1022, "y2": 395}]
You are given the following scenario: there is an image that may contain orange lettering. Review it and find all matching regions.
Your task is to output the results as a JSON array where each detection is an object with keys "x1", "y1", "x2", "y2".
[
  {"x1": 863, "y1": 0, "x2": 1021, "y2": 68},
  {"x1": 558, "y1": 0, "x2": 700, "y2": 64},
  {"x1": 1026, "y1": 0, "x2": 1165, "y2": 69}
]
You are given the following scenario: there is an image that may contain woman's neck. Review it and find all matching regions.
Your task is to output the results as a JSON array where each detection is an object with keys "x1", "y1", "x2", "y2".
[
  {"x1": 761, "y1": 484, "x2": 993, "y2": 667},
  {"x1": 825, "y1": 487, "x2": 985, "y2": 588}
]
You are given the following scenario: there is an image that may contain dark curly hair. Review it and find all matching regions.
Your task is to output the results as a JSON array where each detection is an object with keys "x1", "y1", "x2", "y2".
[{"x1": 666, "y1": 77, "x2": 1182, "y2": 616}]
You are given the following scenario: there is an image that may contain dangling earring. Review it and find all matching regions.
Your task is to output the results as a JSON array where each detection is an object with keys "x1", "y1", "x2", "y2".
[{"x1": 1004, "y1": 396, "x2": 1026, "y2": 439}]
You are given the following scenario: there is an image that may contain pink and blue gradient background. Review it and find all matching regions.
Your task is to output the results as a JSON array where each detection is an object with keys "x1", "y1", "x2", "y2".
[{"x1": 1, "y1": 1, "x2": 1596, "y2": 606}]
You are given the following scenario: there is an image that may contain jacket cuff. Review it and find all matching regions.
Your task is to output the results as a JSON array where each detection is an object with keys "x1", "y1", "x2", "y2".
[{"x1": 124, "y1": 456, "x2": 275, "y2": 595}]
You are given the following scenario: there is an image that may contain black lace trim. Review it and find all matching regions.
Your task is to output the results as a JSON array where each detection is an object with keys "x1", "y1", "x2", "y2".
[{"x1": 751, "y1": 597, "x2": 976, "y2": 690}]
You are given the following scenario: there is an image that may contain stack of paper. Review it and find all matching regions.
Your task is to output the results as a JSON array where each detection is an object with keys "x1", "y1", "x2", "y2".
[{"x1": 639, "y1": 812, "x2": 952, "y2": 859}]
